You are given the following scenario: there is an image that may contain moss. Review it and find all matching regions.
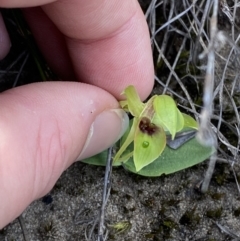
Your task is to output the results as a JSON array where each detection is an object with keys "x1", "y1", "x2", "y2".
[
  {"x1": 206, "y1": 207, "x2": 222, "y2": 219},
  {"x1": 162, "y1": 218, "x2": 178, "y2": 229},
  {"x1": 144, "y1": 233, "x2": 155, "y2": 239},
  {"x1": 209, "y1": 192, "x2": 225, "y2": 200},
  {"x1": 158, "y1": 217, "x2": 178, "y2": 239},
  {"x1": 162, "y1": 199, "x2": 180, "y2": 207},
  {"x1": 158, "y1": 199, "x2": 180, "y2": 225},
  {"x1": 215, "y1": 173, "x2": 227, "y2": 185},
  {"x1": 144, "y1": 197, "x2": 156, "y2": 208},
  {"x1": 179, "y1": 208, "x2": 200, "y2": 227},
  {"x1": 213, "y1": 165, "x2": 229, "y2": 186},
  {"x1": 38, "y1": 219, "x2": 59, "y2": 240},
  {"x1": 108, "y1": 221, "x2": 131, "y2": 235}
]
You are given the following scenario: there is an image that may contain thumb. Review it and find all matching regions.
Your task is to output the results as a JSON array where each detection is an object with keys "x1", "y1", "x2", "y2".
[{"x1": 0, "y1": 81, "x2": 128, "y2": 228}]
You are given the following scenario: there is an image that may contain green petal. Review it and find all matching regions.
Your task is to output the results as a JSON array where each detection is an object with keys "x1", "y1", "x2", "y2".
[
  {"x1": 121, "y1": 85, "x2": 145, "y2": 117},
  {"x1": 116, "y1": 151, "x2": 133, "y2": 163},
  {"x1": 119, "y1": 100, "x2": 128, "y2": 110},
  {"x1": 153, "y1": 95, "x2": 179, "y2": 139},
  {"x1": 182, "y1": 113, "x2": 198, "y2": 129},
  {"x1": 140, "y1": 96, "x2": 156, "y2": 120},
  {"x1": 176, "y1": 109, "x2": 184, "y2": 133},
  {"x1": 113, "y1": 118, "x2": 137, "y2": 163},
  {"x1": 133, "y1": 117, "x2": 166, "y2": 172}
]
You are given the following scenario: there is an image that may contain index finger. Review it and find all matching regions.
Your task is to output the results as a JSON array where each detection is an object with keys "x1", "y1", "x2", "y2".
[
  {"x1": 0, "y1": 0, "x2": 55, "y2": 8},
  {"x1": 1, "y1": 0, "x2": 154, "y2": 100},
  {"x1": 41, "y1": 0, "x2": 154, "y2": 99}
]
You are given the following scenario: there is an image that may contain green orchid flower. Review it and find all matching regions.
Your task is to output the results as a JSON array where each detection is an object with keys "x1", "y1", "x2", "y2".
[{"x1": 113, "y1": 85, "x2": 198, "y2": 172}]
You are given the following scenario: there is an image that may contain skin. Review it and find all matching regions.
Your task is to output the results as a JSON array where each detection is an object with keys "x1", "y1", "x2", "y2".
[{"x1": 0, "y1": 0, "x2": 154, "y2": 228}]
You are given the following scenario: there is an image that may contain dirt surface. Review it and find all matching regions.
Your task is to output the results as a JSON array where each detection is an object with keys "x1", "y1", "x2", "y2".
[
  {"x1": 1, "y1": 1, "x2": 240, "y2": 241},
  {"x1": 2, "y1": 161, "x2": 240, "y2": 241}
]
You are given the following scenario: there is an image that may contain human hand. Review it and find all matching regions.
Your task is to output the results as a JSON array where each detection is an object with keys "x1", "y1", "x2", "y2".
[{"x1": 0, "y1": 0, "x2": 154, "y2": 228}]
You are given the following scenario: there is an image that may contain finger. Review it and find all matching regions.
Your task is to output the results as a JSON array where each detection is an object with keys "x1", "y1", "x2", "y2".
[
  {"x1": 25, "y1": 0, "x2": 154, "y2": 100},
  {"x1": 22, "y1": 7, "x2": 76, "y2": 80},
  {"x1": 0, "y1": 0, "x2": 56, "y2": 8},
  {"x1": 0, "y1": 12, "x2": 11, "y2": 60},
  {"x1": 0, "y1": 81, "x2": 128, "y2": 228}
]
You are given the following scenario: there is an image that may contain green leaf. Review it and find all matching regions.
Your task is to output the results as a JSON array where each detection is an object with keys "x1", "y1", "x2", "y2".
[
  {"x1": 123, "y1": 137, "x2": 214, "y2": 176},
  {"x1": 82, "y1": 150, "x2": 121, "y2": 167},
  {"x1": 82, "y1": 130, "x2": 213, "y2": 177}
]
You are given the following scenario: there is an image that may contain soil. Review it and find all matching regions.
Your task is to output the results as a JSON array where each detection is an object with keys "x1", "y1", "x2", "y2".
[
  {"x1": 2, "y1": 161, "x2": 240, "y2": 241},
  {"x1": 1, "y1": 1, "x2": 240, "y2": 241}
]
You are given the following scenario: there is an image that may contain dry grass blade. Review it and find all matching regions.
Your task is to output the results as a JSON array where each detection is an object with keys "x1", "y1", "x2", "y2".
[
  {"x1": 150, "y1": 0, "x2": 240, "y2": 193},
  {"x1": 215, "y1": 222, "x2": 240, "y2": 240},
  {"x1": 97, "y1": 146, "x2": 113, "y2": 241},
  {"x1": 18, "y1": 215, "x2": 30, "y2": 241},
  {"x1": 196, "y1": 0, "x2": 219, "y2": 192},
  {"x1": 196, "y1": 0, "x2": 218, "y2": 147}
]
